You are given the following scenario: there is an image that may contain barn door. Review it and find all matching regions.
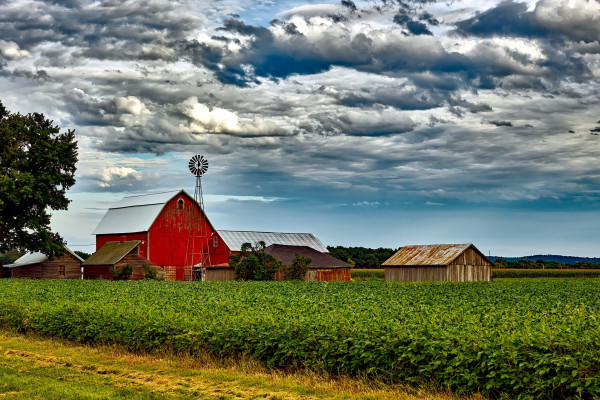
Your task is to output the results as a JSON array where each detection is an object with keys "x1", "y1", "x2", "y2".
[{"x1": 175, "y1": 267, "x2": 185, "y2": 281}]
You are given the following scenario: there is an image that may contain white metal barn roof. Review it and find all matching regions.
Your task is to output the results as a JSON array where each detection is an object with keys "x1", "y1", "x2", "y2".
[
  {"x1": 92, "y1": 190, "x2": 190, "y2": 235},
  {"x1": 217, "y1": 230, "x2": 328, "y2": 253}
]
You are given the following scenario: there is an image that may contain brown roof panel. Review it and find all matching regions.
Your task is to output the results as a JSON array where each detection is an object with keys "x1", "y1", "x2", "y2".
[
  {"x1": 265, "y1": 244, "x2": 352, "y2": 268},
  {"x1": 82, "y1": 240, "x2": 141, "y2": 266},
  {"x1": 382, "y1": 244, "x2": 473, "y2": 266}
]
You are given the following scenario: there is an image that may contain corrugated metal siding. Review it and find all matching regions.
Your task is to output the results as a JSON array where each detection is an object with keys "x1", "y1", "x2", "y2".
[
  {"x1": 218, "y1": 231, "x2": 328, "y2": 253},
  {"x1": 382, "y1": 244, "x2": 472, "y2": 266},
  {"x1": 385, "y1": 266, "x2": 447, "y2": 282},
  {"x1": 307, "y1": 268, "x2": 350, "y2": 282}
]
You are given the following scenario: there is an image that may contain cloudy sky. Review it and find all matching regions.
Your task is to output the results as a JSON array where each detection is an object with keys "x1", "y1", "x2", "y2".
[{"x1": 1, "y1": 0, "x2": 599, "y2": 256}]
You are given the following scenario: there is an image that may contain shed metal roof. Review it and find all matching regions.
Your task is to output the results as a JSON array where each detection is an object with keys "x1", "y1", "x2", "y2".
[
  {"x1": 4, "y1": 247, "x2": 84, "y2": 268},
  {"x1": 218, "y1": 230, "x2": 328, "y2": 253},
  {"x1": 92, "y1": 190, "x2": 210, "y2": 235},
  {"x1": 382, "y1": 244, "x2": 474, "y2": 266},
  {"x1": 265, "y1": 244, "x2": 350, "y2": 268},
  {"x1": 82, "y1": 240, "x2": 141, "y2": 266}
]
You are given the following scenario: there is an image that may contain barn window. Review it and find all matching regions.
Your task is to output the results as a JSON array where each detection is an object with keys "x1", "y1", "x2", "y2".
[
  {"x1": 212, "y1": 236, "x2": 219, "y2": 248},
  {"x1": 59, "y1": 265, "x2": 65, "y2": 277},
  {"x1": 177, "y1": 198, "x2": 184, "y2": 209}
]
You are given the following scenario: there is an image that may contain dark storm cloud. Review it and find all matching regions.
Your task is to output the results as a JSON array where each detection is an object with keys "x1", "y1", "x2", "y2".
[
  {"x1": 454, "y1": 0, "x2": 600, "y2": 46},
  {"x1": 0, "y1": 0, "x2": 200, "y2": 60},
  {"x1": 393, "y1": 7, "x2": 433, "y2": 35},
  {"x1": 490, "y1": 120, "x2": 513, "y2": 127},
  {"x1": 299, "y1": 110, "x2": 416, "y2": 137},
  {"x1": 454, "y1": 1, "x2": 544, "y2": 38}
]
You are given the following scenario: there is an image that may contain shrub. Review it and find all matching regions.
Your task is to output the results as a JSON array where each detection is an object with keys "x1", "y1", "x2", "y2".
[
  {"x1": 281, "y1": 254, "x2": 311, "y2": 281},
  {"x1": 109, "y1": 263, "x2": 133, "y2": 280},
  {"x1": 230, "y1": 242, "x2": 281, "y2": 281}
]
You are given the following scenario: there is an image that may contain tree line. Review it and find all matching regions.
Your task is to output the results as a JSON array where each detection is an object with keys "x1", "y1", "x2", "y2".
[
  {"x1": 327, "y1": 246, "x2": 397, "y2": 268},
  {"x1": 493, "y1": 259, "x2": 600, "y2": 269}
]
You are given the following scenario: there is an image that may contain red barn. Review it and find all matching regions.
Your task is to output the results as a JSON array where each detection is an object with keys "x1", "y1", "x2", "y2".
[{"x1": 92, "y1": 190, "x2": 230, "y2": 280}]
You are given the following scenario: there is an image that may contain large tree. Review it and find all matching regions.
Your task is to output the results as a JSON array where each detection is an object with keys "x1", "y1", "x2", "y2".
[{"x1": 0, "y1": 101, "x2": 78, "y2": 256}]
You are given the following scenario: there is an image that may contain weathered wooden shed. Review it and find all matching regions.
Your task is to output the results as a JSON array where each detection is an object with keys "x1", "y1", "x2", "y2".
[
  {"x1": 383, "y1": 244, "x2": 493, "y2": 282},
  {"x1": 203, "y1": 263, "x2": 236, "y2": 281},
  {"x1": 266, "y1": 244, "x2": 352, "y2": 281},
  {"x1": 5, "y1": 248, "x2": 83, "y2": 279},
  {"x1": 83, "y1": 240, "x2": 162, "y2": 280}
]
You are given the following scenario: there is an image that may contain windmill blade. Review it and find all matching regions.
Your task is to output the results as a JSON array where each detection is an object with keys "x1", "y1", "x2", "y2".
[{"x1": 189, "y1": 155, "x2": 209, "y2": 176}]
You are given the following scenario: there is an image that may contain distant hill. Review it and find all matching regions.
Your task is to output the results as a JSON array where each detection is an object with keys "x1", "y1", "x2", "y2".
[{"x1": 489, "y1": 255, "x2": 600, "y2": 264}]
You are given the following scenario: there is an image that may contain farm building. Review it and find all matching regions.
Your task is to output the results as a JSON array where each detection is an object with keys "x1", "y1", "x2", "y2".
[
  {"x1": 382, "y1": 244, "x2": 493, "y2": 282},
  {"x1": 90, "y1": 191, "x2": 332, "y2": 281},
  {"x1": 91, "y1": 190, "x2": 231, "y2": 281},
  {"x1": 5, "y1": 248, "x2": 83, "y2": 279},
  {"x1": 203, "y1": 264, "x2": 236, "y2": 281},
  {"x1": 199, "y1": 234, "x2": 332, "y2": 281},
  {"x1": 265, "y1": 244, "x2": 352, "y2": 281},
  {"x1": 83, "y1": 240, "x2": 162, "y2": 280}
]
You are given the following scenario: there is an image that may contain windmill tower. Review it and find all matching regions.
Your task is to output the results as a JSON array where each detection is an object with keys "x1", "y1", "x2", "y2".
[{"x1": 186, "y1": 155, "x2": 211, "y2": 280}]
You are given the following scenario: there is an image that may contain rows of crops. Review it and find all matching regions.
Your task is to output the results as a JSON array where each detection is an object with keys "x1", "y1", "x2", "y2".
[
  {"x1": 1, "y1": 279, "x2": 598, "y2": 399},
  {"x1": 350, "y1": 268, "x2": 600, "y2": 280},
  {"x1": 492, "y1": 268, "x2": 600, "y2": 278},
  {"x1": 350, "y1": 268, "x2": 385, "y2": 279}
]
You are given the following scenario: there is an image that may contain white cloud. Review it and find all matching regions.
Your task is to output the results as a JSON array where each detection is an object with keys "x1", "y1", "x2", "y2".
[
  {"x1": 0, "y1": 40, "x2": 30, "y2": 59},
  {"x1": 115, "y1": 96, "x2": 150, "y2": 115},
  {"x1": 89, "y1": 166, "x2": 159, "y2": 188},
  {"x1": 178, "y1": 96, "x2": 288, "y2": 136}
]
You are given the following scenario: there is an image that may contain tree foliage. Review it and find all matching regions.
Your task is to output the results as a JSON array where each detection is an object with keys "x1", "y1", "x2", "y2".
[
  {"x1": 74, "y1": 251, "x2": 91, "y2": 260},
  {"x1": 281, "y1": 253, "x2": 311, "y2": 281},
  {"x1": 229, "y1": 241, "x2": 281, "y2": 281},
  {"x1": 0, "y1": 101, "x2": 78, "y2": 256},
  {"x1": 327, "y1": 246, "x2": 397, "y2": 268}
]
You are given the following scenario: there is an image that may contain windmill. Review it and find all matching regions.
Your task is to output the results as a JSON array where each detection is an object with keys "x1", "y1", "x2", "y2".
[{"x1": 186, "y1": 155, "x2": 211, "y2": 280}]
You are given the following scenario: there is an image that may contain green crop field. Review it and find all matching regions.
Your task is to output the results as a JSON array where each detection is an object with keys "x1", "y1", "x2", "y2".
[
  {"x1": 0, "y1": 279, "x2": 598, "y2": 399},
  {"x1": 492, "y1": 269, "x2": 600, "y2": 278}
]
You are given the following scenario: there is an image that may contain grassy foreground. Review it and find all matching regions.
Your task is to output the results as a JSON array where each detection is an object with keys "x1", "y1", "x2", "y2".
[{"x1": 0, "y1": 331, "x2": 475, "y2": 400}]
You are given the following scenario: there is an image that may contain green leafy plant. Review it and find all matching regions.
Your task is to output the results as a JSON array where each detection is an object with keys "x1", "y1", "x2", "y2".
[
  {"x1": 141, "y1": 264, "x2": 158, "y2": 280},
  {"x1": 109, "y1": 263, "x2": 133, "y2": 280}
]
